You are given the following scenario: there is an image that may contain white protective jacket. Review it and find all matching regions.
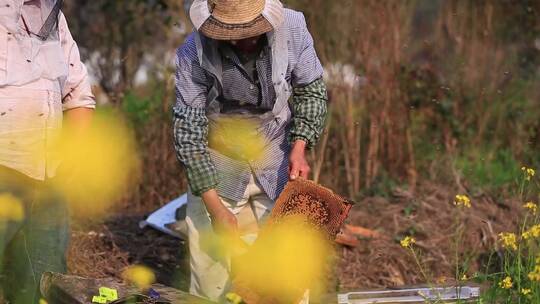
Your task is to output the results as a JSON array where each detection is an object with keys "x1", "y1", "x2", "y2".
[{"x1": 0, "y1": 0, "x2": 95, "y2": 180}]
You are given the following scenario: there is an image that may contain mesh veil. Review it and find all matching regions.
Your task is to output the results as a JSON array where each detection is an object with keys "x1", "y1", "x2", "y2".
[{"x1": 36, "y1": 0, "x2": 63, "y2": 41}]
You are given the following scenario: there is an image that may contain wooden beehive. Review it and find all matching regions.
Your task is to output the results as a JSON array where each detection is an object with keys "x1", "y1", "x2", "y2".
[{"x1": 232, "y1": 179, "x2": 354, "y2": 304}]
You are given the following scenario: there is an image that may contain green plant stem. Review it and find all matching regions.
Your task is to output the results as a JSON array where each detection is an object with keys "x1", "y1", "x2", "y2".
[
  {"x1": 453, "y1": 208, "x2": 466, "y2": 303},
  {"x1": 519, "y1": 174, "x2": 526, "y2": 200},
  {"x1": 516, "y1": 214, "x2": 530, "y2": 304},
  {"x1": 409, "y1": 247, "x2": 442, "y2": 303}
]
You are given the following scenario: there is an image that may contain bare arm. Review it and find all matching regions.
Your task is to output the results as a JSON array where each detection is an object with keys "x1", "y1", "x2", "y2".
[
  {"x1": 173, "y1": 37, "x2": 238, "y2": 235},
  {"x1": 63, "y1": 107, "x2": 94, "y2": 133}
]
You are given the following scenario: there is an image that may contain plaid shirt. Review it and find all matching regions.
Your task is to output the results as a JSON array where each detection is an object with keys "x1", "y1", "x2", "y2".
[
  {"x1": 174, "y1": 9, "x2": 327, "y2": 200},
  {"x1": 289, "y1": 79, "x2": 327, "y2": 147}
]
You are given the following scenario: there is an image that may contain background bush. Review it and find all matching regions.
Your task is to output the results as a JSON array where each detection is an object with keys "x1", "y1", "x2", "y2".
[{"x1": 63, "y1": 0, "x2": 540, "y2": 208}]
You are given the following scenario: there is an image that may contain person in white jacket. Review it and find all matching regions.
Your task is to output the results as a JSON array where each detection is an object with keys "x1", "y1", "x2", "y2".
[{"x1": 0, "y1": 1, "x2": 95, "y2": 303}]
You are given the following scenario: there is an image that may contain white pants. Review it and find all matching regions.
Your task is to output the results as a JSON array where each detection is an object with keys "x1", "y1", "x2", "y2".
[{"x1": 186, "y1": 175, "x2": 309, "y2": 303}]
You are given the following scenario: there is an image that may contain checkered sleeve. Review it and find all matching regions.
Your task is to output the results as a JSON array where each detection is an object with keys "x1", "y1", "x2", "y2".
[
  {"x1": 290, "y1": 77, "x2": 328, "y2": 149},
  {"x1": 173, "y1": 37, "x2": 219, "y2": 196}
]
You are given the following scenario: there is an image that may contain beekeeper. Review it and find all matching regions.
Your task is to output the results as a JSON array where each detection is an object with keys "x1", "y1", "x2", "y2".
[
  {"x1": 173, "y1": 0, "x2": 328, "y2": 301},
  {"x1": 0, "y1": 0, "x2": 95, "y2": 303}
]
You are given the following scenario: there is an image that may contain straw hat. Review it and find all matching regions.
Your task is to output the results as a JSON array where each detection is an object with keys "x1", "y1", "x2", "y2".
[{"x1": 189, "y1": 0, "x2": 285, "y2": 40}]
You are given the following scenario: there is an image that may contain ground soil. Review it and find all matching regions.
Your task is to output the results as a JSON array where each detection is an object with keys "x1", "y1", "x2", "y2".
[{"x1": 67, "y1": 181, "x2": 520, "y2": 294}]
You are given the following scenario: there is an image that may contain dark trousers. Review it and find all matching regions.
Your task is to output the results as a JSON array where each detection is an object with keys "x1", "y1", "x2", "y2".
[{"x1": 0, "y1": 167, "x2": 69, "y2": 304}]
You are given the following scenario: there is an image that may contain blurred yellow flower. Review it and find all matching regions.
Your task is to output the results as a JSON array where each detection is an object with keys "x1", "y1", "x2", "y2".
[
  {"x1": 524, "y1": 202, "x2": 538, "y2": 215},
  {"x1": 208, "y1": 117, "x2": 267, "y2": 162},
  {"x1": 233, "y1": 216, "x2": 330, "y2": 302},
  {"x1": 121, "y1": 265, "x2": 155, "y2": 290},
  {"x1": 400, "y1": 236, "x2": 416, "y2": 248},
  {"x1": 52, "y1": 111, "x2": 140, "y2": 219},
  {"x1": 529, "y1": 258, "x2": 540, "y2": 281},
  {"x1": 453, "y1": 194, "x2": 471, "y2": 208},
  {"x1": 522, "y1": 166, "x2": 535, "y2": 181},
  {"x1": 521, "y1": 288, "x2": 532, "y2": 296},
  {"x1": 498, "y1": 276, "x2": 513, "y2": 289},
  {"x1": 529, "y1": 269, "x2": 540, "y2": 281},
  {"x1": 498, "y1": 232, "x2": 518, "y2": 251},
  {"x1": 436, "y1": 276, "x2": 447, "y2": 284},
  {"x1": 39, "y1": 299, "x2": 48, "y2": 304},
  {"x1": 461, "y1": 274, "x2": 468, "y2": 281},
  {"x1": 523, "y1": 225, "x2": 540, "y2": 240},
  {"x1": 225, "y1": 292, "x2": 243, "y2": 304},
  {"x1": 0, "y1": 193, "x2": 24, "y2": 221}
]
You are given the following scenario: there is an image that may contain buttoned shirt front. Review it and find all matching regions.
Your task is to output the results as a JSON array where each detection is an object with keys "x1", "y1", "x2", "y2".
[
  {"x1": 218, "y1": 40, "x2": 276, "y2": 112},
  {"x1": 0, "y1": 0, "x2": 95, "y2": 180}
]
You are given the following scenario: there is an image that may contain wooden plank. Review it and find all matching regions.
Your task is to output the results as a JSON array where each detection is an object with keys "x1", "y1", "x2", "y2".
[{"x1": 40, "y1": 272, "x2": 215, "y2": 304}]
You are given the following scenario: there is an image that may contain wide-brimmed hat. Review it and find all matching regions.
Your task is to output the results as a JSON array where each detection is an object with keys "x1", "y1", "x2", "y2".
[{"x1": 189, "y1": 0, "x2": 285, "y2": 40}]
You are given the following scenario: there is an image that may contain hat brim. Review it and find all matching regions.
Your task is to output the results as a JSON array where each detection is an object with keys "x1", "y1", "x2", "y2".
[{"x1": 199, "y1": 15, "x2": 274, "y2": 40}]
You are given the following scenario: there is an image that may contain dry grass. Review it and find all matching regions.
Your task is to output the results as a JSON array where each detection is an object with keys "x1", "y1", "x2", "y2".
[
  {"x1": 67, "y1": 181, "x2": 520, "y2": 293},
  {"x1": 68, "y1": 228, "x2": 130, "y2": 279},
  {"x1": 337, "y1": 181, "x2": 520, "y2": 290}
]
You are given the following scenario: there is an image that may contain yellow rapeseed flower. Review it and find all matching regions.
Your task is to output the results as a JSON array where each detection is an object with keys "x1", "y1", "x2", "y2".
[
  {"x1": 52, "y1": 111, "x2": 140, "y2": 219},
  {"x1": 436, "y1": 276, "x2": 447, "y2": 284},
  {"x1": 529, "y1": 258, "x2": 540, "y2": 281},
  {"x1": 232, "y1": 216, "x2": 330, "y2": 301},
  {"x1": 0, "y1": 193, "x2": 24, "y2": 221},
  {"x1": 208, "y1": 117, "x2": 267, "y2": 162},
  {"x1": 225, "y1": 292, "x2": 243, "y2": 304},
  {"x1": 453, "y1": 194, "x2": 471, "y2": 208},
  {"x1": 498, "y1": 276, "x2": 513, "y2": 289},
  {"x1": 524, "y1": 202, "x2": 538, "y2": 215},
  {"x1": 121, "y1": 265, "x2": 156, "y2": 290},
  {"x1": 522, "y1": 166, "x2": 536, "y2": 181},
  {"x1": 498, "y1": 232, "x2": 518, "y2": 251},
  {"x1": 523, "y1": 225, "x2": 540, "y2": 240},
  {"x1": 521, "y1": 288, "x2": 532, "y2": 296},
  {"x1": 400, "y1": 236, "x2": 416, "y2": 248},
  {"x1": 528, "y1": 271, "x2": 540, "y2": 282}
]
